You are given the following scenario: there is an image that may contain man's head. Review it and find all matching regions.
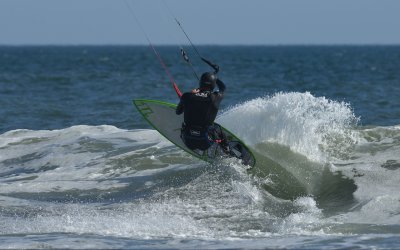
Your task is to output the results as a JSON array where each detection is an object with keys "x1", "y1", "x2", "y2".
[{"x1": 199, "y1": 72, "x2": 217, "y2": 91}]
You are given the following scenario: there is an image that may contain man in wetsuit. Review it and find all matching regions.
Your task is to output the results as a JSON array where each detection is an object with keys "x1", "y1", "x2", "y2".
[{"x1": 176, "y1": 72, "x2": 229, "y2": 152}]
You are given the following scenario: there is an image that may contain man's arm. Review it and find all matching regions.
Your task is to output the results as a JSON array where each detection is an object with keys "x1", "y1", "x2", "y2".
[
  {"x1": 176, "y1": 94, "x2": 186, "y2": 115},
  {"x1": 212, "y1": 78, "x2": 226, "y2": 108},
  {"x1": 216, "y1": 78, "x2": 226, "y2": 94}
]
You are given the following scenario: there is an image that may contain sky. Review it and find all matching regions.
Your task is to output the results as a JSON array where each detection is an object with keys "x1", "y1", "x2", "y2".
[{"x1": 1, "y1": 0, "x2": 400, "y2": 45}]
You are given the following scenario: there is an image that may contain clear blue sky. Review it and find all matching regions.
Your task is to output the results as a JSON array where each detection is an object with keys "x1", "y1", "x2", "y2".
[{"x1": 1, "y1": 0, "x2": 400, "y2": 45}]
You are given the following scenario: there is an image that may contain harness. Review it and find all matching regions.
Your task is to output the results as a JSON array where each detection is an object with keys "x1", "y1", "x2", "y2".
[{"x1": 181, "y1": 123, "x2": 217, "y2": 150}]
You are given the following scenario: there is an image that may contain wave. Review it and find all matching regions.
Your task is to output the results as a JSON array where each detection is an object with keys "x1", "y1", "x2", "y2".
[
  {"x1": 0, "y1": 125, "x2": 188, "y2": 194},
  {"x1": 217, "y1": 92, "x2": 400, "y2": 223},
  {"x1": 218, "y1": 91, "x2": 359, "y2": 163},
  {"x1": 1, "y1": 92, "x2": 400, "y2": 238}
]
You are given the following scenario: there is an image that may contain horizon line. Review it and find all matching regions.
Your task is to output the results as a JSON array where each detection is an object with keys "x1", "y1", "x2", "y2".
[{"x1": 1, "y1": 43, "x2": 400, "y2": 47}]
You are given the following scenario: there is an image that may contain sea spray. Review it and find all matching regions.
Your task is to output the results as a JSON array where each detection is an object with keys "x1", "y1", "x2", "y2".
[{"x1": 218, "y1": 92, "x2": 359, "y2": 163}]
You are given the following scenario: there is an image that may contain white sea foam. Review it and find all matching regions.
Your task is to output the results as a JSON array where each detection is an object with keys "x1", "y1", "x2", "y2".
[
  {"x1": 218, "y1": 92, "x2": 400, "y2": 229},
  {"x1": 218, "y1": 92, "x2": 359, "y2": 163},
  {"x1": 0, "y1": 126, "x2": 179, "y2": 193},
  {"x1": 0, "y1": 200, "x2": 207, "y2": 239},
  {"x1": 328, "y1": 125, "x2": 400, "y2": 225},
  {"x1": 1, "y1": 93, "x2": 400, "y2": 241}
]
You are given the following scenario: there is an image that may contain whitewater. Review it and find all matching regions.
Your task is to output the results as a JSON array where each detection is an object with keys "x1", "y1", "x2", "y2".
[{"x1": 1, "y1": 91, "x2": 400, "y2": 249}]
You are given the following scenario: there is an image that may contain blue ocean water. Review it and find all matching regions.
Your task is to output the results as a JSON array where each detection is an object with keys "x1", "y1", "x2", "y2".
[
  {"x1": 1, "y1": 46, "x2": 399, "y2": 133},
  {"x1": 1, "y1": 45, "x2": 400, "y2": 249}
]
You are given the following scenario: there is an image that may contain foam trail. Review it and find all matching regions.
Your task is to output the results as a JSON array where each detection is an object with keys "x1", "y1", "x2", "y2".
[{"x1": 217, "y1": 92, "x2": 359, "y2": 163}]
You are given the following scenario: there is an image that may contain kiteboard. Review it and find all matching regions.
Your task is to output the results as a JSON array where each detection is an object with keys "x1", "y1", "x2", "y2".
[{"x1": 133, "y1": 99, "x2": 256, "y2": 167}]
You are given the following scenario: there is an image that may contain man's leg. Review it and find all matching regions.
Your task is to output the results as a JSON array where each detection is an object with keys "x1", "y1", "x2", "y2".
[{"x1": 212, "y1": 123, "x2": 230, "y2": 152}]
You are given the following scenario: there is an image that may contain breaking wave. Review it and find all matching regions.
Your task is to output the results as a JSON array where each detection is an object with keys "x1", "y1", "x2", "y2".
[{"x1": 1, "y1": 92, "x2": 399, "y2": 243}]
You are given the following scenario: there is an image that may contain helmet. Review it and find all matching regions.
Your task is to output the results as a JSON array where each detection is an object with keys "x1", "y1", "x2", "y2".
[{"x1": 199, "y1": 72, "x2": 217, "y2": 90}]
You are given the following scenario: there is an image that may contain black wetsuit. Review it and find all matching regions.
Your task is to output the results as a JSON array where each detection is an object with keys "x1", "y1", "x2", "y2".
[{"x1": 176, "y1": 79, "x2": 227, "y2": 151}]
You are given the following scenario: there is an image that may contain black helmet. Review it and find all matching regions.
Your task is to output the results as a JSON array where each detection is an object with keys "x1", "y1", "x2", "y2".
[{"x1": 199, "y1": 72, "x2": 217, "y2": 90}]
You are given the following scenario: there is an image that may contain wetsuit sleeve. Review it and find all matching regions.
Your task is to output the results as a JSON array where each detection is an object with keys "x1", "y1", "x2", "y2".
[
  {"x1": 212, "y1": 78, "x2": 226, "y2": 108},
  {"x1": 216, "y1": 78, "x2": 226, "y2": 94},
  {"x1": 176, "y1": 93, "x2": 186, "y2": 115}
]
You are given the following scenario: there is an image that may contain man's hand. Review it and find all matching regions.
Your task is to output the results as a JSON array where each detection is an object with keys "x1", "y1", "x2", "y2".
[{"x1": 191, "y1": 88, "x2": 200, "y2": 94}]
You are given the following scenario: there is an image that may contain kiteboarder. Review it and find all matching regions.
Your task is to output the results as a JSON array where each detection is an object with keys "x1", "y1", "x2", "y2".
[{"x1": 176, "y1": 72, "x2": 229, "y2": 152}]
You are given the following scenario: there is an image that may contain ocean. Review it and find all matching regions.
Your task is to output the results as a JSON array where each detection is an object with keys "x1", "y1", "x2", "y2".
[{"x1": 1, "y1": 45, "x2": 400, "y2": 249}]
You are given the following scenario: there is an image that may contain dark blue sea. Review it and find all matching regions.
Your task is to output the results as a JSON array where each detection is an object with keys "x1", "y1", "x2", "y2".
[{"x1": 1, "y1": 45, "x2": 400, "y2": 249}]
